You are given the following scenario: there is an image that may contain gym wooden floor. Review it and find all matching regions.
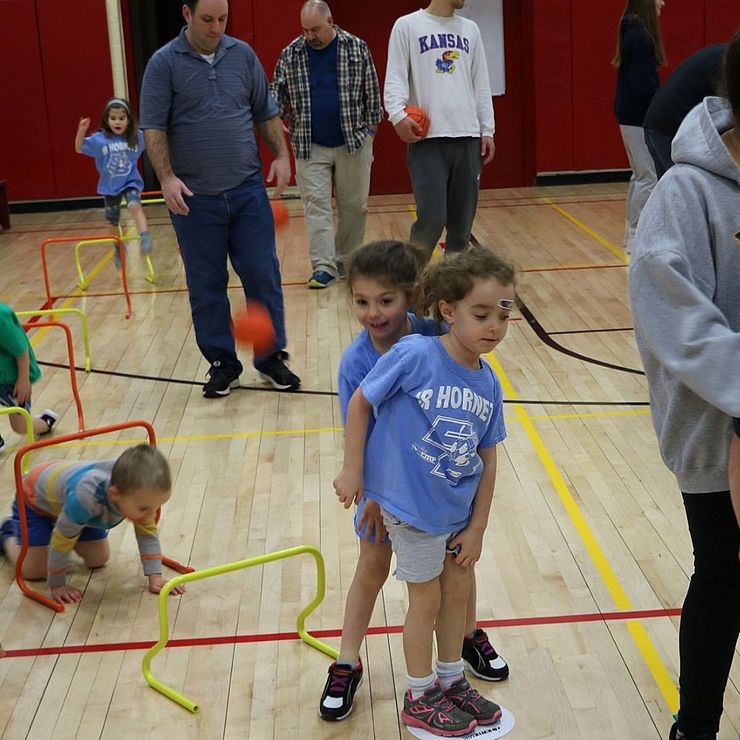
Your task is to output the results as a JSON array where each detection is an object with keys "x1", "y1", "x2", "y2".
[{"x1": 0, "y1": 184, "x2": 738, "y2": 739}]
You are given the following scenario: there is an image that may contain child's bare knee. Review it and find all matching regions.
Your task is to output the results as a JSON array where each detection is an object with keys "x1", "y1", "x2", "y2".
[{"x1": 357, "y1": 544, "x2": 392, "y2": 585}]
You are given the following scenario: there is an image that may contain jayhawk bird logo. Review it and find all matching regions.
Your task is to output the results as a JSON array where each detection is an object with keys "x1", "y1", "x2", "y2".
[{"x1": 436, "y1": 50, "x2": 459, "y2": 74}]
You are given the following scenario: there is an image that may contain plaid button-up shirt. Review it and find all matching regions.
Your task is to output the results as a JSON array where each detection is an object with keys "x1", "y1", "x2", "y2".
[{"x1": 271, "y1": 27, "x2": 383, "y2": 160}]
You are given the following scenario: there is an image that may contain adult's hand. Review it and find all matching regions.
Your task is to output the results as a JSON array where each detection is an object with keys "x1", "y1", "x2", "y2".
[
  {"x1": 161, "y1": 176, "x2": 193, "y2": 216},
  {"x1": 266, "y1": 156, "x2": 292, "y2": 198},
  {"x1": 394, "y1": 117, "x2": 424, "y2": 144},
  {"x1": 481, "y1": 136, "x2": 496, "y2": 165}
]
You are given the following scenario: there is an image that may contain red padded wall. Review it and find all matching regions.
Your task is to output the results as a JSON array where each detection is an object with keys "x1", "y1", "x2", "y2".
[
  {"x1": 3, "y1": 0, "x2": 739, "y2": 201},
  {"x1": 534, "y1": 0, "x2": 740, "y2": 174},
  {"x1": 533, "y1": 0, "x2": 574, "y2": 173},
  {"x1": 36, "y1": 0, "x2": 114, "y2": 198},
  {"x1": 0, "y1": 1, "x2": 56, "y2": 201}
]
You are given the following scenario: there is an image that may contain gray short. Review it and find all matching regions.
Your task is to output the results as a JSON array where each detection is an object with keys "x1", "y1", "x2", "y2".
[{"x1": 381, "y1": 508, "x2": 456, "y2": 583}]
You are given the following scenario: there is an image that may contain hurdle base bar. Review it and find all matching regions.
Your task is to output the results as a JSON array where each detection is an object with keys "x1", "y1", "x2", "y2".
[{"x1": 142, "y1": 544, "x2": 338, "y2": 712}]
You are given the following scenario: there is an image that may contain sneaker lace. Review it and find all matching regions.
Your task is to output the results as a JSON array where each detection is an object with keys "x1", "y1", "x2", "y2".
[
  {"x1": 474, "y1": 630, "x2": 497, "y2": 659},
  {"x1": 328, "y1": 666, "x2": 353, "y2": 696},
  {"x1": 434, "y1": 695, "x2": 459, "y2": 713}
]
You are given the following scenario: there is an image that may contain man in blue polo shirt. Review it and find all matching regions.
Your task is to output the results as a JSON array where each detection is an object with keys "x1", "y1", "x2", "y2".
[
  {"x1": 271, "y1": 0, "x2": 382, "y2": 288},
  {"x1": 140, "y1": 0, "x2": 300, "y2": 397}
]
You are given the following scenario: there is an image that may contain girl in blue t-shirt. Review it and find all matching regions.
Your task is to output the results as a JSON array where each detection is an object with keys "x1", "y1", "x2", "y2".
[
  {"x1": 335, "y1": 246, "x2": 516, "y2": 737},
  {"x1": 320, "y1": 241, "x2": 509, "y2": 722},
  {"x1": 75, "y1": 98, "x2": 152, "y2": 263}
]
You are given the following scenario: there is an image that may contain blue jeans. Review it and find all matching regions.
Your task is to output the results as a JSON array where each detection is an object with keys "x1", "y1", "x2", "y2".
[{"x1": 170, "y1": 176, "x2": 287, "y2": 371}]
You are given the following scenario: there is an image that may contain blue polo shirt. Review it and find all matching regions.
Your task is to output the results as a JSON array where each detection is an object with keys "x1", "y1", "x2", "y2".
[{"x1": 139, "y1": 28, "x2": 279, "y2": 195}]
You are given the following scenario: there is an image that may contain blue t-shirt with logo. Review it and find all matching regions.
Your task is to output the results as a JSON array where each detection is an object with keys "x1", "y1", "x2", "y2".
[
  {"x1": 361, "y1": 334, "x2": 505, "y2": 534},
  {"x1": 338, "y1": 314, "x2": 440, "y2": 424},
  {"x1": 81, "y1": 130, "x2": 145, "y2": 196}
]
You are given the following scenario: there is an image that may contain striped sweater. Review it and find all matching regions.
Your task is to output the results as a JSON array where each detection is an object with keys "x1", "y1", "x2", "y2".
[{"x1": 23, "y1": 460, "x2": 163, "y2": 589}]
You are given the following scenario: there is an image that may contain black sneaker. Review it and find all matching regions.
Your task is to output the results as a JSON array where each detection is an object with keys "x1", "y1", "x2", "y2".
[
  {"x1": 255, "y1": 351, "x2": 300, "y2": 391},
  {"x1": 319, "y1": 660, "x2": 363, "y2": 721},
  {"x1": 39, "y1": 410, "x2": 58, "y2": 435},
  {"x1": 668, "y1": 721, "x2": 716, "y2": 740},
  {"x1": 0, "y1": 434, "x2": 4, "y2": 453},
  {"x1": 202, "y1": 362, "x2": 241, "y2": 398},
  {"x1": 462, "y1": 629, "x2": 509, "y2": 681}
]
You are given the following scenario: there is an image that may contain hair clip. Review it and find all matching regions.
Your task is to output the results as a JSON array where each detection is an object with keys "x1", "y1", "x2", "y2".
[{"x1": 497, "y1": 298, "x2": 515, "y2": 310}]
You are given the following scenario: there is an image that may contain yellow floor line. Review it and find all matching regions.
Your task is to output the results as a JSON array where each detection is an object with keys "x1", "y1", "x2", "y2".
[
  {"x1": 528, "y1": 408, "x2": 650, "y2": 422},
  {"x1": 486, "y1": 350, "x2": 679, "y2": 712},
  {"x1": 28, "y1": 237, "x2": 120, "y2": 346},
  {"x1": 40, "y1": 426, "x2": 343, "y2": 448},
  {"x1": 36, "y1": 408, "x2": 651, "y2": 449},
  {"x1": 544, "y1": 196, "x2": 628, "y2": 263}
]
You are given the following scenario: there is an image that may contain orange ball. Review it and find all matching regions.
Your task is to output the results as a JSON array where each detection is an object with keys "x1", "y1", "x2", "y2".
[
  {"x1": 271, "y1": 199, "x2": 289, "y2": 231},
  {"x1": 404, "y1": 105, "x2": 430, "y2": 138},
  {"x1": 232, "y1": 301, "x2": 276, "y2": 355}
]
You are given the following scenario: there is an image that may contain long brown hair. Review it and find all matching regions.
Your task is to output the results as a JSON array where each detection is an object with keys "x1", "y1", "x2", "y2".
[{"x1": 612, "y1": 0, "x2": 666, "y2": 68}]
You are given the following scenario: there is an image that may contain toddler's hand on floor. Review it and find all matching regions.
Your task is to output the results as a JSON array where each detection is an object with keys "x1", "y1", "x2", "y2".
[
  {"x1": 51, "y1": 584, "x2": 83, "y2": 604},
  {"x1": 148, "y1": 574, "x2": 185, "y2": 595}
]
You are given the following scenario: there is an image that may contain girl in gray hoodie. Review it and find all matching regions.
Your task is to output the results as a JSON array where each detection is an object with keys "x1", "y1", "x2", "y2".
[{"x1": 629, "y1": 31, "x2": 740, "y2": 740}]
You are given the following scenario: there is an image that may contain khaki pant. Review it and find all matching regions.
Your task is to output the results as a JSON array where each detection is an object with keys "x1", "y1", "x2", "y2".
[{"x1": 295, "y1": 136, "x2": 374, "y2": 277}]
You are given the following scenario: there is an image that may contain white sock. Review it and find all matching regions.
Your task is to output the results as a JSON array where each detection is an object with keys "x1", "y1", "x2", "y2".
[
  {"x1": 407, "y1": 672, "x2": 436, "y2": 700},
  {"x1": 436, "y1": 658, "x2": 465, "y2": 690}
]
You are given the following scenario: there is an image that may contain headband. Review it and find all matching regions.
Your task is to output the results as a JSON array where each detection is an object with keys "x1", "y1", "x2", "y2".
[{"x1": 107, "y1": 98, "x2": 131, "y2": 113}]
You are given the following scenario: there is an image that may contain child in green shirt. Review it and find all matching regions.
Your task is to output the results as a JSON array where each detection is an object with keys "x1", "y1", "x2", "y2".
[{"x1": 0, "y1": 303, "x2": 58, "y2": 451}]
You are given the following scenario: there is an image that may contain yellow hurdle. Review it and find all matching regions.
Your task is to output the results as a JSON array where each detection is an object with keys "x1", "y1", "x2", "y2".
[
  {"x1": 16, "y1": 307, "x2": 92, "y2": 373},
  {"x1": 141, "y1": 544, "x2": 338, "y2": 713}
]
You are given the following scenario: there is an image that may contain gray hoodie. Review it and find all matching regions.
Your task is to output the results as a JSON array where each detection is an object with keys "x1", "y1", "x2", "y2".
[{"x1": 629, "y1": 97, "x2": 740, "y2": 493}]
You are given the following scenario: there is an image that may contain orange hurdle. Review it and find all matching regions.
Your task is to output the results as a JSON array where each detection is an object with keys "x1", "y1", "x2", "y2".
[
  {"x1": 40, "y1": 235, "x2": 133, "y2": 319},
  {"x1": 12, "y1": 420, "x2": 194, "y2": 613},
  {"x1": 21, "y1": 320, "x2": 85, "y2": 431}
]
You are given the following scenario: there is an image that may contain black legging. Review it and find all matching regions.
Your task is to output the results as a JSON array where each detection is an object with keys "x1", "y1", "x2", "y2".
[{"x1": 678, "y1": 491, "x2": 740, "y2": 737}]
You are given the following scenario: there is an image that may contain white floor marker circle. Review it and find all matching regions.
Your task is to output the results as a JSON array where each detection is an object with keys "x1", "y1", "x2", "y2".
[{"x1": 406, "y1": 707, "x2": 515, "y2": 738}]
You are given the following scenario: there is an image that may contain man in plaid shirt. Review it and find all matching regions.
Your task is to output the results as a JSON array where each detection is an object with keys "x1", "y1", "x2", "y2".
[{"x1": 271, "y1": 0, "x2": 382, "y2": 289}]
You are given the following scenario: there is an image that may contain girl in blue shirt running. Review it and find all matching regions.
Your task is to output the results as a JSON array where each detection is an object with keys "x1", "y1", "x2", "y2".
[
  {"x1": 75, "y1": 98, "x2": 152, "y2": 262},
  {"x1": 333, "y1": 245, "x2": 515, "y2": 736}
]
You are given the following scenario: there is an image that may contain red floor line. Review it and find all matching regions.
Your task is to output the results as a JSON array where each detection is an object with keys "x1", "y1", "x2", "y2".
[{"x1": 0, "y1": 607, "x2": 682, "y2": 659}]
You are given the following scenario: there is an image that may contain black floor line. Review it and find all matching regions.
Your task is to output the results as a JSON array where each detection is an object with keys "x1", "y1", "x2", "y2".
[
  {"x1": 37, "y1": 361, "x2": 649, "y2": 406},
  {"x1": 470, "y1": 235, "x2": 644, "y2": 376},
  {"x1": 518, "y1": 303, "x2": 644, "y2": 376},
  {"x1": 548, "y1": 326, "x2": 634, "y2": 336}
]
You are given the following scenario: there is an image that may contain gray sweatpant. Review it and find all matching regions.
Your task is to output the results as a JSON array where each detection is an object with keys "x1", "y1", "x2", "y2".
[{"x1": 407, "y1": 136, "x2": 482, "y2": 260}]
